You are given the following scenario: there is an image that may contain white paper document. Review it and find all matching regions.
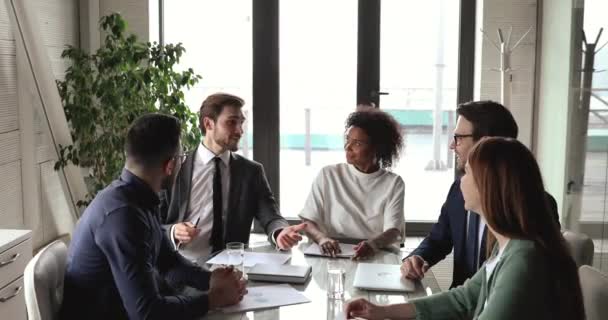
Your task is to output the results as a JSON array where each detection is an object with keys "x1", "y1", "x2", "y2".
[
  {"x1": 221, "y1": 284, "x2": 310, "y2": 313},
  {"x1": 206, "y1": 251, "x2": 291, "y2": 268},
  {"x1": 303, "y1": 243, "x2": 357, "y2": 258}
]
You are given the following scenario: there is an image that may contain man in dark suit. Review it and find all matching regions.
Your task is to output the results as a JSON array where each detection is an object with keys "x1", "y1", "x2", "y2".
[
  {"x1": 60, "y1": 114, "x2": 246, "y2": 320},
  {"x1": 400, "y1": 101, "x2": 560, "y2": 288},
  {"x1": 160, "y1": 93, "x2": 305, "y2": 263}
]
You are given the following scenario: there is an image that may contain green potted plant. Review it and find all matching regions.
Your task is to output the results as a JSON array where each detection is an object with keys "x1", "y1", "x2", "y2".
[{"x1": 55, "y1": 13, "x2": 201, "y2": 206}]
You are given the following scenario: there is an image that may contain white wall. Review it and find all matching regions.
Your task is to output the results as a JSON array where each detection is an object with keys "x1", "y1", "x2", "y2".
[
  {"x1": 0, "y1": 0, "x2": 80, "y2": 249},
  {"x1": 535, "y1": 0, "x2": 582, "y2": 224},
  {"x1": 0, "y1": 1, "x2": 25, "y2": 230},
  {"x1": 32, "y1": 0, "x2": 80, "y2": 248},
  {"x1": 475, "y1": 0, "x2": 539, "y2": 148}
]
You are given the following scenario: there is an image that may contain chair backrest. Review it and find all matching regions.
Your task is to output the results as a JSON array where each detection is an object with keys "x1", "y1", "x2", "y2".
[
  {"x1": 579, "y1": 265, "x2": 608, "y2": 320},
  {"x1": 23, "y1": 240, "x2": 68, "y2": 320},
  {"x1": 563, "y1": 230, "x2": 594, "y2": 267}
]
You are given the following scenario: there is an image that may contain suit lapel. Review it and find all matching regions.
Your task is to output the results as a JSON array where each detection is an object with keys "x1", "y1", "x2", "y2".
[
  {"x1": 453, "y1": 183, "x2": 468, "y2": 260},
  {"x1": 178, "y1": 146, "x2": 197, "y2": 220},
  {"x1": 227, "y1": 155, "x2": 242, "y2": 217}
]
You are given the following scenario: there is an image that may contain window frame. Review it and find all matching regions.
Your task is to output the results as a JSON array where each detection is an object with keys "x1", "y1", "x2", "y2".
[{"x1": 158, "y1": 0, "x2": 477, "y2": 235}]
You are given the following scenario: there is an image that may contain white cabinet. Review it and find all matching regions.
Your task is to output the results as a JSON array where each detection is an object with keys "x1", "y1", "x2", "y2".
[{"x1": 0, "y1": 230, "x2": 32, "y2": 320}]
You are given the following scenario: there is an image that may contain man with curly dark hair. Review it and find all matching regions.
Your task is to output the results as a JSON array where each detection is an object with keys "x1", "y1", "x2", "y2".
[{"x1": 299, "y1": 108, "x2": 405, "y2": 260}]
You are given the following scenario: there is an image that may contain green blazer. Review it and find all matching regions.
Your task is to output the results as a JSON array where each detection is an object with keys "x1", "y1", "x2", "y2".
[{"x1": 412, "y1": 239, "x2": 555, "y2": 320}]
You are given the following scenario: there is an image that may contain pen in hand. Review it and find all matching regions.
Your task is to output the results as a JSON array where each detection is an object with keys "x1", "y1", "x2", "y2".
[{"x1": 177, "y1": 216, "x2": 201, "y2": 250}]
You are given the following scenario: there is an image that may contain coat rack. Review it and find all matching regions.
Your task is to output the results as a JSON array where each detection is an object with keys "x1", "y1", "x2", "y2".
[{"x1": 481, "y1": 26, "x2": 533, "y2": 108}]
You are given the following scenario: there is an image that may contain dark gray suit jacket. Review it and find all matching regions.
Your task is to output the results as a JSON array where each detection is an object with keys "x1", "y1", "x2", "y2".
[{"x1": 159, "y1": 146, "x2": 289, "y2": 248}]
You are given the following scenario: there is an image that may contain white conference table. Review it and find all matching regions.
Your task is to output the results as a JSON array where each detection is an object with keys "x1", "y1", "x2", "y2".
[{"x1": 200, "y1": 237, "x2": 440, "y2": 320}]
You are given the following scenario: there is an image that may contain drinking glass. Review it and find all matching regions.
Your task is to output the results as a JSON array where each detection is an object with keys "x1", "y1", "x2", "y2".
[
  {"x1": 326, "y1": 260, "x2": 345, "y2": 299},
  {"x1": 226, "y1": 242, "x2": 245, "y2": 275}
]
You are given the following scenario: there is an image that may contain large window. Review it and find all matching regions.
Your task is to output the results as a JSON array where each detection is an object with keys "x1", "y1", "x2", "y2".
[
  {"x1": 164, "y1": 0, "x2": 253, "y2": 157},
  {"x1": 162, "y1": 0, "x2": 468, "y2": 225},
  {"x1": 580, "y1": 0, "x2": 608, "y2": 273},
  {"x1": 380, "y1": 0, "x2": 460, "y2": 221},
  {"x1": 279, "y1": 0, "x2": 357, "y2": 218}
]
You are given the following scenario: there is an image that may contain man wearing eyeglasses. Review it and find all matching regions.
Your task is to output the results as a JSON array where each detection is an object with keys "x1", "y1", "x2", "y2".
[
  {"x1": 400, "y1": 100, "x2": 560, "y2": 288},
  {"x1": 160, "y1": 93, "x2": 305, "y2": 264}
]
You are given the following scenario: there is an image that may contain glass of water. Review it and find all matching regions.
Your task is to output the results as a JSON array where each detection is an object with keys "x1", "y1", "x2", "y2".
[
  {"x1": 225, "y1": 242, "x2": 245, "y2": 274},
  {"x1": 326, "y1": 297, "x2": 345, "y2": 320},
  {"x1": 326, "y1": 260, "x2": 345, "y2": 299}
]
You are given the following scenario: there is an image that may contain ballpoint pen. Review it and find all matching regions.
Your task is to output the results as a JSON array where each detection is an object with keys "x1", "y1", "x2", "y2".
[{"x1": 177, "y1": 216, "x2": 200, "y2": 250}]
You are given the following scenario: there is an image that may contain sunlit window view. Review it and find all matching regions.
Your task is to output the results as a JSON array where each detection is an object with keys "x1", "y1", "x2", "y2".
[
  {"x1": 164, "y1": 0, "x2": 460, "y2": 221},
  {"x1": 581, "y1": 0, "x2": 608, "y2": 272},
  {"x1": 380, "y1": 0, "x2": 460, "y2": 221},
  {"x1": 279, "y1": 0, "x2": 357, "y2": 218},
  {"x1": 164, "y1": 0, "x2": 253, "y2": 158}
]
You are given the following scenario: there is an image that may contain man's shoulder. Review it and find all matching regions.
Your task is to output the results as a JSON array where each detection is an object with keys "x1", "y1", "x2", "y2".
[
  {"x1": 88, "y1": 182, "x2": 129, "y2": 212},
  {"x1": 446, "y1": 177, "x2": 463, "y2": 198},
  {"x1": 436, "y1": 178, "x2": 466, "y2": 221},
  {"x1": 88, "y1": 181, "x2": 148, "y2": 221},
  {"x1": 231, "y1": 153, "x2": 263, "y2": 170}
]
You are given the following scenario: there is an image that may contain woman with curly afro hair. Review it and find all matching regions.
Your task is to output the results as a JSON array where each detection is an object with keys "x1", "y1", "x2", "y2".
[{"x1": 299, "y1": 107, "x2": 405, "y2": 260}]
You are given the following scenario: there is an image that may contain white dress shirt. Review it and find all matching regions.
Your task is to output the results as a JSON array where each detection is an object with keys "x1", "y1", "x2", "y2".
[{"x1": 173, "y1": 144, "x2": 231, "y2": 262}]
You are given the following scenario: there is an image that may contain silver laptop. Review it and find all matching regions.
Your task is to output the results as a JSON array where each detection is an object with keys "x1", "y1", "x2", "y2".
[
  {"x1": 353, "y1": 263, "x2": 416, "y2": 292},
  {"x1": 247, "y1": 263, "x2": 312, "y2": 284}
]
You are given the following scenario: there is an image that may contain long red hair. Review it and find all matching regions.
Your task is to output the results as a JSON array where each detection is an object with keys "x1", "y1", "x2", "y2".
[{"x1": 468, "y1": 137, "x2": 584, "y2": 320}]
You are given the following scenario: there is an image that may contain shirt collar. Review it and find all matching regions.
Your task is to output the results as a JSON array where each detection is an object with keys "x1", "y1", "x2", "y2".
[
  {"x1": 119, "y1": 168, "x2": 160, "y2": 207},
  {"x1": 197, "y1": 142, "x2": 232, "y2": 166}
]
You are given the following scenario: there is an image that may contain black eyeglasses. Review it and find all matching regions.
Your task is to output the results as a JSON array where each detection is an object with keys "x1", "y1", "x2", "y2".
[
  {"x1": 174, "y1": 152, "x2": 188, "y2": 164},
  {"x1": 453, "y1": 134, "x2": 474, "y2": 145}
]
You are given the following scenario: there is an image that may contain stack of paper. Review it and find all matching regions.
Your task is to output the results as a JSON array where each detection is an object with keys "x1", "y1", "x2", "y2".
[
  {"x1": 206, "y1": 251, "x2": 291, "y2": 267},
  {"x1": 221, "y1": 284, "x2": 310, "y2": 313}
]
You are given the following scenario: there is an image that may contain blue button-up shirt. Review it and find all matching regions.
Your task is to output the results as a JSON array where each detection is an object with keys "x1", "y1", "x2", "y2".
[{"x1": 60, "y1": 169, "x2": 212, "y2": 320}]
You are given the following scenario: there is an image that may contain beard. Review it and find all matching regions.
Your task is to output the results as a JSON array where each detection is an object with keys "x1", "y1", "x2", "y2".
[
  {"x1": 455, "y1": 155, "x2": 465, "y2": 174},
  {"x1": 217, "y1": 136, "x2": 240, "y2": 152},
  {"x1": 160, "y1": 164, "x2": 180, "y2": 191}
]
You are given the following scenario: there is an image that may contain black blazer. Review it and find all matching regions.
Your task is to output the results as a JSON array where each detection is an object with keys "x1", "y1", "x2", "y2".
[
  {"x1": 407, "y1": 178, "x2": 560, "y2": 288},
  {"x1": 159, "y1": 146, "x2": 289, "y2": 249}
]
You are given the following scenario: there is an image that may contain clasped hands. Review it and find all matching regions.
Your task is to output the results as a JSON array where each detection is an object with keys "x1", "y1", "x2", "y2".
[{"x1": 208, "y1": 266, "x2": 247, "y2": 309}]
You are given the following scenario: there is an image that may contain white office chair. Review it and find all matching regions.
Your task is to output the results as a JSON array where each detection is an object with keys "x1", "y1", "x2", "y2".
[
  {"x1": 23, "y1": 240, "x2": 68, "y2": 320},
  {"x1": 562, "y1": 230, "x2": 594, "y2": 267},
  {"x1": 579, "y1": 265, "x2": 608, "y2": 320}
]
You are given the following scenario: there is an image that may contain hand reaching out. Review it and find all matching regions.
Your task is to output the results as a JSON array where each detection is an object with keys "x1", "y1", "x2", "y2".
[{"x1": 276, "y1": 223, "x2": 307, "y2": 250}]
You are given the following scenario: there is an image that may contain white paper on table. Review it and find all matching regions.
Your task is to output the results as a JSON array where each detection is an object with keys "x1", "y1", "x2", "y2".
[
  {"x1": 206, "y1": 251, "x2": 291, "y2": 268},
  {"x1": 221, "y1": 284, "x2": 310, "y2": 313},
  {"x1": 303, "y1": 243, "x2": 357, "y2": 258}
]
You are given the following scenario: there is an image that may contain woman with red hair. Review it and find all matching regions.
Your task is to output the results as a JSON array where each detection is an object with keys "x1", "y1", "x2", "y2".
[{"x1": 345, "y1": 137, "x2": 584, "y2": 320}]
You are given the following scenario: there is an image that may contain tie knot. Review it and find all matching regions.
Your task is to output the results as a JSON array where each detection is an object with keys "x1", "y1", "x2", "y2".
[{"x1": 214, "y1": 157, "x2": 222, "y2": 165}]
